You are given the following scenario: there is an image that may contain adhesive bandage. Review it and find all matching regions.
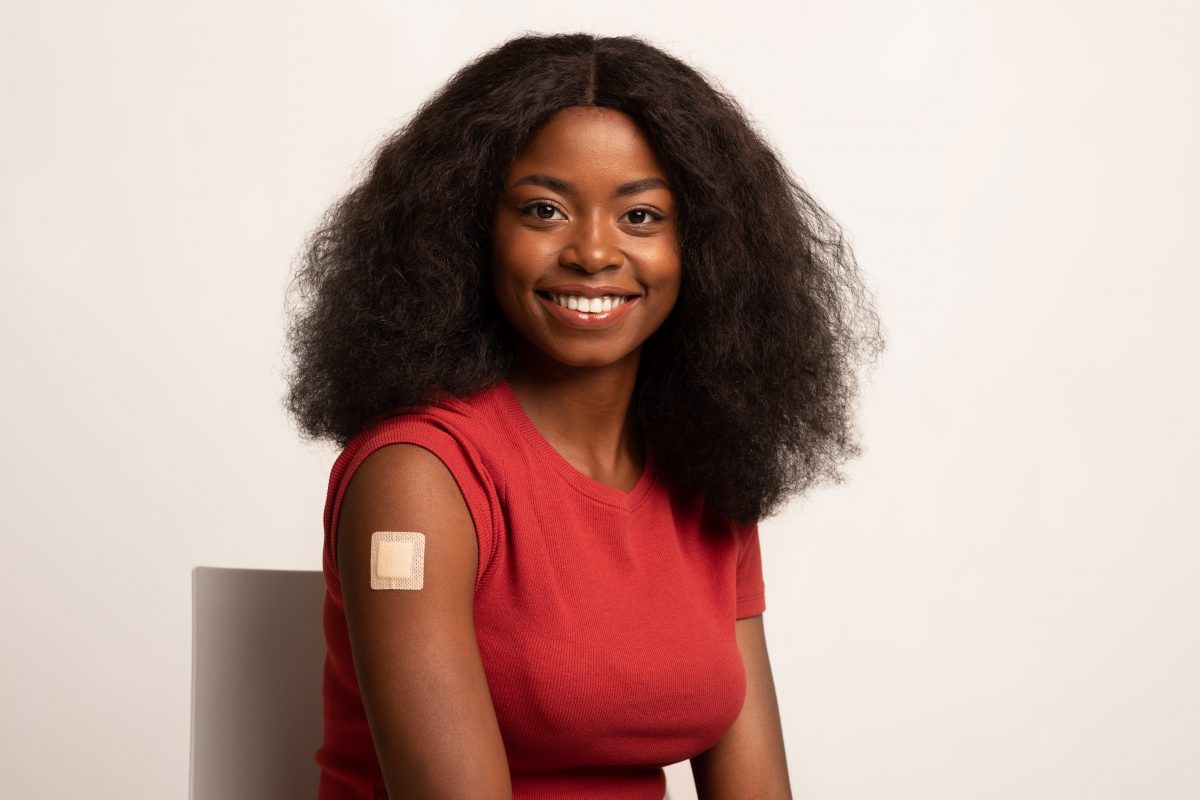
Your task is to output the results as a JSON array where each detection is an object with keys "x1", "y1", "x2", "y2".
[{"x1": 370, "y1": 531, "x2": 426, "y2": 590}]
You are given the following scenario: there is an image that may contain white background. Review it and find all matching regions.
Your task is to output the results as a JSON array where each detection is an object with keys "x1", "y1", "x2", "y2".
[{"x1": 3, "y1": 1, "x2": 1198, "y2": 797}]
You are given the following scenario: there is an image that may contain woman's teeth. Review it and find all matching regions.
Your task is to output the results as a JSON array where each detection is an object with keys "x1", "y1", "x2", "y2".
[{"x1": 547, "y1": 294, "x2": 629, "y2": 313}]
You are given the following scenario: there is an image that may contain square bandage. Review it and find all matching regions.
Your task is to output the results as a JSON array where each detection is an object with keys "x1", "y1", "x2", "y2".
[{"x1": 370, "y1": 531, "x2": 426, "y2": 590}]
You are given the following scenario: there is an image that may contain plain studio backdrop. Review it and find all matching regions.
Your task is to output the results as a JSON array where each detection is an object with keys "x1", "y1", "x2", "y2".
[{"x1": 2, "y1": 1, "x2": 1197, "y2": 797}]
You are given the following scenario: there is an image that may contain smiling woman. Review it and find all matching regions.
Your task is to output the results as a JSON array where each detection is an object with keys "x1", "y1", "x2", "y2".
[{"x1": 284, "y1": 32, "x2": 883, "y2": 800}]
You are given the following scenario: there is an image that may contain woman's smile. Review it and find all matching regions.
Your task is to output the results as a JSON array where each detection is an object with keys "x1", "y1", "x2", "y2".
[{"x1": 534, "y1": 290, "x2": 642, "y2": 330}]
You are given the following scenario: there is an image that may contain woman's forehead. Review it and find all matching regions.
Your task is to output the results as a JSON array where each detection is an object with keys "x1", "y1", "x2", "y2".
[{"x1": 505, "y1": 107, "x2": 669, "y2": 189}]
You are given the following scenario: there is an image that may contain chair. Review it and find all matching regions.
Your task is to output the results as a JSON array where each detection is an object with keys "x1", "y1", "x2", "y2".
[{"x1": 190, "y1": 567, "x2": 326, "y2": 800}]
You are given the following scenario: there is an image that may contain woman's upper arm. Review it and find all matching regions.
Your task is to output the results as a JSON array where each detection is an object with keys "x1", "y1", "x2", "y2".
[
  {"x1": 336, "y1": 442, "x2": 512, "y2": 799},
  {"x1": 690, "y1": 614, "x2": 793, "y2": 800}
]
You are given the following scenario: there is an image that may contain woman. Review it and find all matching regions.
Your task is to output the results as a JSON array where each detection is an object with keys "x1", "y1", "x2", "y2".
[{"x1": 285, "y1": 32, "x2": 883, "y2": 800}]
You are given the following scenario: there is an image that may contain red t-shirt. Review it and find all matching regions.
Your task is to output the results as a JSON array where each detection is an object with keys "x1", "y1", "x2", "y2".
[{"x1": 316, "y1": 379, "x2": 767, "y2": 799}]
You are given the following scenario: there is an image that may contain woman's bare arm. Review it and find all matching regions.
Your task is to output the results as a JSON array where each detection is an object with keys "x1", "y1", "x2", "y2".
[
  {"x1": 690, "y1": 614, "x2": 792, "y2": 799},
  {"x1": 337, "y1": 443, "x2": 512, "y2": 799}
]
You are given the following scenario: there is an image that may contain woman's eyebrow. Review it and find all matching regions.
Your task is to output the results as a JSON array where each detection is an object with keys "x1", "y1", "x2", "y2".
[{"x1": 510, "y1": 173, "x2": 671, "y2": 197}]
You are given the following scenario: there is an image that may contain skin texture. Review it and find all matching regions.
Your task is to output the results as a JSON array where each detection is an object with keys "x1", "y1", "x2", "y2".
[{"x1": 337, "y1": 106, "x2": 793, "y2": 797}]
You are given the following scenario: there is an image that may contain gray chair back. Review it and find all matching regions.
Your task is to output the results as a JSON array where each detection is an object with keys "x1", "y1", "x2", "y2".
[{"x1": 190, "y1": 567, "x2": 326, "y2": 800}]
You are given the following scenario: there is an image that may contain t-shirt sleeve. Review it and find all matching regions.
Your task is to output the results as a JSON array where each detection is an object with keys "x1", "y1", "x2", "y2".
[
  {"x1": 323, "y1": 413, "x2": 500, "y2": 592},
  {"x1": 735, "y1": 520, "x2": 767, "y2": 619}
]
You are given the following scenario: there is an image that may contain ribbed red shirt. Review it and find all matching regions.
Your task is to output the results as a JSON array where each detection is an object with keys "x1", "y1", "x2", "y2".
[{"x1": 316, "y1": 379, "x2": 767, "y2": 799}]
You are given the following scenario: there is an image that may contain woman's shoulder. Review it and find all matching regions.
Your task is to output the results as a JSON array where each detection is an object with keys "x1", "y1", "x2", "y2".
[
  {"x1": 330, "y1": 381, "x2": 513, "y2": 501},
  {"x1": 323, "y1": 381, "x2": 511, "y2": 586},
  {"x1": 343, "y1": 381, "x2": 509, "y2": 455}
]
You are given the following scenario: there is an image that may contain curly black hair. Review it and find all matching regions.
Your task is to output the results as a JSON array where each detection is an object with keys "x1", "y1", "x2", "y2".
[{"x1": 283, "y1": 32, "x2": 884, "y2": 525}]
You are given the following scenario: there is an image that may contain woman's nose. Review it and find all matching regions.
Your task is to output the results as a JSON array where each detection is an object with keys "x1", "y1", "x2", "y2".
[{"x1": 558, "y1": 211, "x2": 622, "y2": 273}]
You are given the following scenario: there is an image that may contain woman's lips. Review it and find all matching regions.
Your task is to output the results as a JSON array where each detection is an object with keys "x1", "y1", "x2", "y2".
[{"x1": 535, "y1": 291, "x2": 640, "y2": 330}]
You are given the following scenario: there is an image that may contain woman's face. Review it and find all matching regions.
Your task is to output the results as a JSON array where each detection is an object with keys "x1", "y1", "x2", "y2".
[{"x1": 490, "y1": 106, "x2": 680, "y2": 373}]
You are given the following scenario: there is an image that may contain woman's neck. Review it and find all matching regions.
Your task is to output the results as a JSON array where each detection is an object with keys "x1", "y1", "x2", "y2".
[{"x1": 506, "y1": 347, "x2": 644, "y2": 490}]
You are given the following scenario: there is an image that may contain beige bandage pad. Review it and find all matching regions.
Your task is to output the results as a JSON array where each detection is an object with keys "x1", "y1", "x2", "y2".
[{"x1": 370, "y1": 531, "x2": 426, "y2": 590}]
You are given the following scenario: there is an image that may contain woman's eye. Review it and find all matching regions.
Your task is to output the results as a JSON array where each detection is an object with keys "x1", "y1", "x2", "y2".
[
  {"x1": 520, "y1": 203, "x2": 565, "y2": 221},
  {"x1": 622, "y1": 208, "x2": 665, "y2": 225}
]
